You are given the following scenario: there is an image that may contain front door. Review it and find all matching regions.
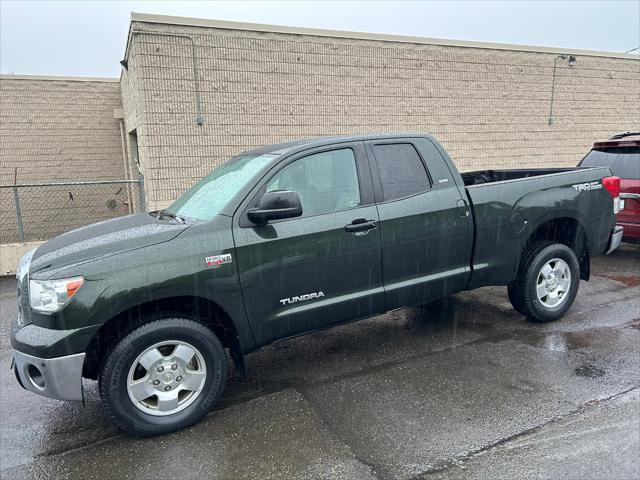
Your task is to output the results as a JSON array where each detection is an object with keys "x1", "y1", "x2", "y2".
[{"x1": 233, "y1": 142, "x2": 384, "y2": 346}]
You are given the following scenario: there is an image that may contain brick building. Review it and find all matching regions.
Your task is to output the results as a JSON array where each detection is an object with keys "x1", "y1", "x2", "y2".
[
  {"x1": 121, "y1": 14, "x2": 640, "y2": 211},
  {"x1": 2, "y1": 12, "x2": 639, "y2": 223}
]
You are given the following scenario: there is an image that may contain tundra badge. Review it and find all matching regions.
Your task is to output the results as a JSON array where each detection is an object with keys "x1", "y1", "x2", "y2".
[{"x1": 280, "y1": 291, "x2": 325, "y2": 305}]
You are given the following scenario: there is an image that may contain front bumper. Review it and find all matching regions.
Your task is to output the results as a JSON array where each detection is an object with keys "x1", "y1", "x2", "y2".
[
  {"x1": 11, "y1": 349, "x2": 85, "y2": 401},
  {"x1": 606, "y1": 226, "x2": 624, "y2": 255}
]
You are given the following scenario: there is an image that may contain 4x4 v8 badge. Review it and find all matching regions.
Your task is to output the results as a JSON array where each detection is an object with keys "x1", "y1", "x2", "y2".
[{"x1": 205, "y1": 254, "x2": 232, "y2": 267}]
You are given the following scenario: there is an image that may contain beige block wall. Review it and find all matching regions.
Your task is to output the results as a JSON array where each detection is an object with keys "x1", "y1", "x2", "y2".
[
  {"x1": 124, "y1": 19, "x2": 640, "y2": 209},
  {"x1": 0, "y1": 76, "x2": 125, "y2": 183},
  {"x1": 0, "y1": 76, "x2": 132, "y2": 243}
]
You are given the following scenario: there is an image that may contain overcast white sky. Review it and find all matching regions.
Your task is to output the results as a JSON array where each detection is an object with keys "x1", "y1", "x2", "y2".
[{"x1": 1, "y1": 0, "x2": 639, "y2": 77}]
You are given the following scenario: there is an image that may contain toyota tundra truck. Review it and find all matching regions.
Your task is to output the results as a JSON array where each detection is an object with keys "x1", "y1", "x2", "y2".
[{"x1": 11, "y1": 134, "x2": 623, "y2": 436}]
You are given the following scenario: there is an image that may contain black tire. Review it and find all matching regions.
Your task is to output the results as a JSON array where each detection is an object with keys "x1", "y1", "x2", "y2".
[
  {"x1": 507, "y1": 284, "x2": 526, "y2": 315},
  {"x1": 99, "y1": 316, "x2": 227, "y2": 436},
  {"x1": 508, "y1": 242, "x2": 580, "y2": 322},
  {"x1": 507, "y1": 240, "x2": 550, "y2": 315}
]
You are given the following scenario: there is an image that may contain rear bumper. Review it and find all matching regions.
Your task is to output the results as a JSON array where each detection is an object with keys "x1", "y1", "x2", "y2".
[
  {"x1": 606, "y1": 226, "x2": 624, "y2": 255},
  {"x1": 616, "y1": 220, "x2": 640, "y2": 241},
  {"x1": 11, "y1": 349, "x2": 85, "y2": 401}
]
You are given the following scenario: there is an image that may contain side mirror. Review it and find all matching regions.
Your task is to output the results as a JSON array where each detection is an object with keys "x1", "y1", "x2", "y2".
[{"x1": 247, "y1": 190, "x2": 302, "y2": 225}]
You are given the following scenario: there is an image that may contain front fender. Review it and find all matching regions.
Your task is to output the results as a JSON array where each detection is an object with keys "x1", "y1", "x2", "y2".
[{"x1": 37, "y1": 218, "x2": 256, "y2": 356}]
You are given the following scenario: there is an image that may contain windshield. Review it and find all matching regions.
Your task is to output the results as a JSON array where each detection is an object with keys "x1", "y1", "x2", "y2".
[
  {"x1": 165, "y1": 154, "x2": 276, "y2": 221},
  {"x1": 580, "y1": 147, "x2": 640, "y2": 179}
]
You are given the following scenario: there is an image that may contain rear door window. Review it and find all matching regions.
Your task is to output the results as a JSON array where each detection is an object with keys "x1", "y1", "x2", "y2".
[
  {"x1": 580, "y1": 147, "x2": 640, "y2": 179},
  {"x1": 372, "y1": 143, "x2": 431, "y2": 201}
]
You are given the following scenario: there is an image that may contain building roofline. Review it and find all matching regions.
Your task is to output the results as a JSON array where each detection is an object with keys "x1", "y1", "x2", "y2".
[
  {"x1": 0, "y1": 74, "x2": 119, "y2": 82},
  {"x1": 130, "y1": 11, "x2": 640, "y2": 61}
]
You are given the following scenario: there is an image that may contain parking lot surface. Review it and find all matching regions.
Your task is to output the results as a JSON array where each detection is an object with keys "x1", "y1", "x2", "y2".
[{"x1": 1, "y1": 244, "x2": 638, "y2": 479}]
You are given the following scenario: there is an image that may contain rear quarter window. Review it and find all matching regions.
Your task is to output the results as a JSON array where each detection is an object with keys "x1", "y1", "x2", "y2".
[{"x1": 580, "y1": 147, "x2": 640, "y2": 179}]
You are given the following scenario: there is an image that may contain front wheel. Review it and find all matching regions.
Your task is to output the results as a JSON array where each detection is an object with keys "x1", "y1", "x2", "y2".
[
  {"x1": 508, "y1": 242, "x2": 580, "y2": 322},
  {"x1": 99, "y1": 317, "x2": 227, "y2": 436}
]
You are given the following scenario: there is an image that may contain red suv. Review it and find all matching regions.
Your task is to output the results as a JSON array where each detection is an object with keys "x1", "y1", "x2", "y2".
[{"x1": 579, "y1": 132, "x2": 640, "y2": 242}]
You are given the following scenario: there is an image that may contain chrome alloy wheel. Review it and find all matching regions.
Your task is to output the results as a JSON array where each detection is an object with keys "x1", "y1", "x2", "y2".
[
  {"x1": 536, "y1": 258, "x2": 571, "y2": 309},
  {"x1": 127, "y1": 340, "x2": 207, "y2": 416}
]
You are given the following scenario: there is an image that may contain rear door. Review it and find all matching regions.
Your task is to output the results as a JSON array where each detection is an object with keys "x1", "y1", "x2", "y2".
[
  {"x1": 232, "y1": 142, "x2": 385, "y2": 346},
  {"x1": 365, "y1": 138, "x2": 472, "y2": 309}
]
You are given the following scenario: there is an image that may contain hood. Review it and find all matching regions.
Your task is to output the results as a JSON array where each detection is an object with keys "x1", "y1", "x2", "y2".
[{"x1": 30, "y1": 213, "x2": 189, "y2": 275}]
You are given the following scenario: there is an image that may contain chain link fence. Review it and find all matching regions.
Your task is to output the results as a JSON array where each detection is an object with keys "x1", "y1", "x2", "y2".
[{"x1": 0, "y1": 177, "x2": 146, "y2": 244}]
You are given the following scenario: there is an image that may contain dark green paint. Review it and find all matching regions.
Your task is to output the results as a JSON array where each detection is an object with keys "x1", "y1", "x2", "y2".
[{"x1": 11, "y1": 134, "x2": 617, "y2": 364}]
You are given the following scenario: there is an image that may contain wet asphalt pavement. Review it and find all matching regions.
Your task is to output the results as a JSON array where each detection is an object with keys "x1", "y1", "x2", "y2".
[{"x1": 0, "y1": 245, "x2": 639, "y2": 479}]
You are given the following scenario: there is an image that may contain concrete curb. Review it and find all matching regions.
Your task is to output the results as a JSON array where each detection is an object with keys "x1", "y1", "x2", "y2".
[{"x1": 1, "y1": 242, "x2": 44, "y2": 277}]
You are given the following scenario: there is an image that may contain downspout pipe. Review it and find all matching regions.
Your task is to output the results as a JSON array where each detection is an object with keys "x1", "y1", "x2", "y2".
[{"x1": 117, "y1": 118, "x2": 134, "y2": 213}]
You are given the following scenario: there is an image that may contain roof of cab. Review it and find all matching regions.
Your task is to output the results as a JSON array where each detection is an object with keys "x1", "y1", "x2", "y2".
[
  {"x1": 594, "y1": 140, "x2": 640, "y2": 150},
  {"x1": 243, "y1": 133, "x2": 434, "y2": 157}
]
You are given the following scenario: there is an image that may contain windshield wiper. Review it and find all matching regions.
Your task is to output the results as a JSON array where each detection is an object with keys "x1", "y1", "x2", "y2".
[{"x1": 157, "y1": 210, "x2": 186, "y2": 223}]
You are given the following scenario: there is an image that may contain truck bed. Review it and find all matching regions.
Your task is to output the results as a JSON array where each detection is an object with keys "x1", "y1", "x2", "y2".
[
  {"x1": 460, "y1": 165, "x2": 614, "y2": 289},
  {"x1": 461, "y1": 168, "x2": 578, "y2": 186}
]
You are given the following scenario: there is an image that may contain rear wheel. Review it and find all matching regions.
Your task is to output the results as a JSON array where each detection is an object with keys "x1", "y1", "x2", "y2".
[
  {"x1": 508, "y1": 242, "x2": 580, "y2": 322},
  {"x1": 99, "y1": 316, "x2": 227, "y2": 436}
]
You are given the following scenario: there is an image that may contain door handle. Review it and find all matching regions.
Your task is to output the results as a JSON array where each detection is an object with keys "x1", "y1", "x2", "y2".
[{"x1": 345, "y1": 218, "x2": 378, "y2": 234}]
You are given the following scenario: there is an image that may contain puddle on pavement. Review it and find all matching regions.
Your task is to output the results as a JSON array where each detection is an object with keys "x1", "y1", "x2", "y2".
[
  {"x1": 478, "y1": 319, "x2": 640, "y2": 358},
  {"x1": 493, "y1": 326, "x2": 625, "y2": 354},
  {"x1": 406, "y1": 301, "x2": 632, "y2": 357},
  {"x1": 574, "y1": 364, "x2": 607, "y2": 378}
]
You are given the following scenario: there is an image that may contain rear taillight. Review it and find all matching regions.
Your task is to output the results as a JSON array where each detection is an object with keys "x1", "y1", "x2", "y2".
[
  {"x1": 603, "y1": 176, "x2": 620, "y2": 197},
  {"x1": 602, "y1": 176, "x2": 621, "y2": 213}
]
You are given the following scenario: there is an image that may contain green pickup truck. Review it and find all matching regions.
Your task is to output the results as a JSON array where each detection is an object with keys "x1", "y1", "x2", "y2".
[{"x1": 11, "y1": 134, "x2": 623, "y2": 435}]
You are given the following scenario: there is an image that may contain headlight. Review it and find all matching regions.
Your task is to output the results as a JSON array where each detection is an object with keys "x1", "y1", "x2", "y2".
[{"x1": 30, "y1": 277, "x2": 84, "y2": 313}]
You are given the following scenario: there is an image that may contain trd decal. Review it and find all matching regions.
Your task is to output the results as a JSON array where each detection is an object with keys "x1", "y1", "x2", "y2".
[
  {"x1": 205, "y1": 254, "x2": 232, "y2": 267},
  {"x1": 280, "y1": 291, "x2": 325, "y2": 305},
  {"x1": 572, "y1": 181, "x2": 602, "y2": 192}
]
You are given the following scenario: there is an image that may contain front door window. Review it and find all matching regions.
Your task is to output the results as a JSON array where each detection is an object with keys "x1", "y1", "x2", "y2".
[{"x1": 266, "y1": 148, "x2": 361, "y2": 217}]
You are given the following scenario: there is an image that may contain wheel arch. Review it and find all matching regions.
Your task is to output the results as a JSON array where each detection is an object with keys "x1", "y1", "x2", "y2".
[
  {"x1": 83, "y1": 295, "x2": 246, "y2": 380},
  {"x1": 522, "y1": 216, "x2": 590, "y2": 280}
]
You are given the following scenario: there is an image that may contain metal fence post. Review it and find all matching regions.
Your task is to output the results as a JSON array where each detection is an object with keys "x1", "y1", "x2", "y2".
[
  {"x1": 138, "y1": 174, "x2": 146, "y2": 212},
  {"x1": 12, "y1": 185, "x2": 25, "y2": 242}
]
